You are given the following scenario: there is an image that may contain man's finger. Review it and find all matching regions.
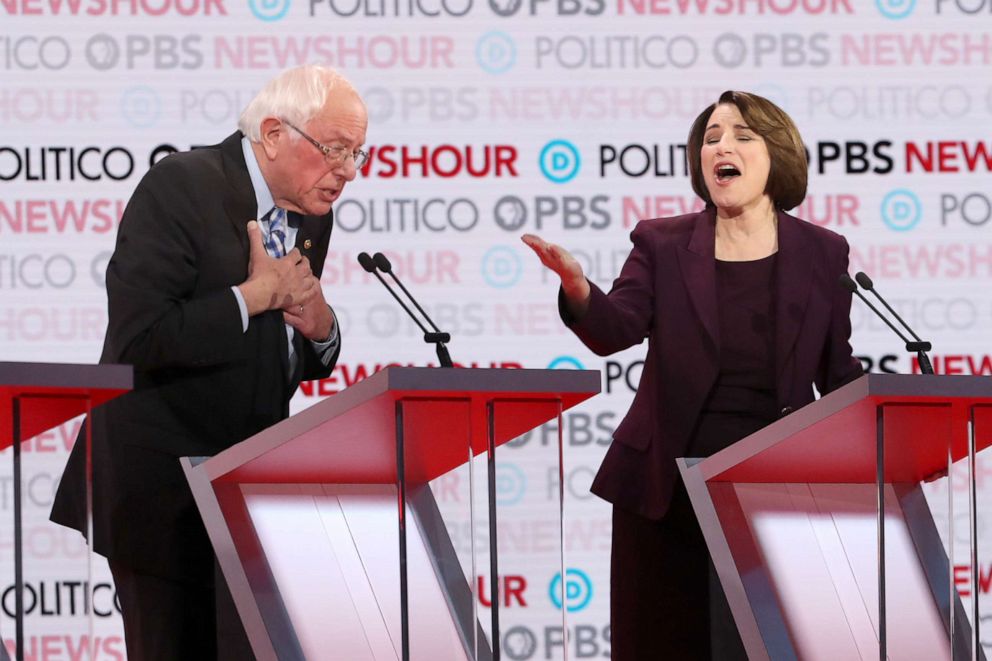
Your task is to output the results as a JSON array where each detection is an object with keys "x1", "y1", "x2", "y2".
[{"x1": 246, "y1": 221, "x2": 267, "y2": 261}]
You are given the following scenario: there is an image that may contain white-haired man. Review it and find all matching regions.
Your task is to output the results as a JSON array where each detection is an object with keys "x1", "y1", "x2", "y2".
[{"x1": 51, "y1": 65, "x2": 368, "y2": 659}]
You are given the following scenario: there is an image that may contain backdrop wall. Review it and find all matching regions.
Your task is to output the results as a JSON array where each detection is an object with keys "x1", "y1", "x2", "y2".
[{"x1": 2, "y1": 1, "x2": 991, "y2": 657}]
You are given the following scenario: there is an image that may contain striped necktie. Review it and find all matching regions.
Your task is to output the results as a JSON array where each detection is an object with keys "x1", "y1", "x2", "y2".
[{"x1": 263, "y1": 206, "x2": 288, "y2": 258}]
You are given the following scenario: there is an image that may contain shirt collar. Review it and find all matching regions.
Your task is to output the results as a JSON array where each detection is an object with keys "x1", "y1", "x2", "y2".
[{"x1": 241, "y1": 135, "x2": 275, "y2": 220}]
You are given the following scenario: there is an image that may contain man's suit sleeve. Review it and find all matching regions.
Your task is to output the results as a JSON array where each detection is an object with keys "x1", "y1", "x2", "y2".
[{"x1": 104, "y1": 163, "x2": 247, "y2": 370}]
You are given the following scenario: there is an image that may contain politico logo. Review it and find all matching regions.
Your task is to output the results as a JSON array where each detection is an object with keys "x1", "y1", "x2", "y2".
[
  {"x1": 335, "y1": 197, "x2": 480, "y2": 234},
  {"x1": 0, "y1": 581, "x2": 121, "y2": 618},
  {"x1": 942, "y1": 193, "x2": 992, "y2": 228},
  {"x1": 805, "y1": 85, "x2": 973, "y2": 122},
  {"x1": 600, "y1": 143, "x2": 686, "y2": 178},
  {"x1": 310, "y1": 0, "x2": 472, "y2": 16},
  {"x1": 546, "y1": 465, "x2": 600, "y2": 500},
  {"x1": 536, "y1": 246, "x2": 628, "y2": 286},
  {"x1": 852, "y1": 297, "x2": 980, "y2": 333},
  {"x1": 0, "y1": 146, "x2": 136, "y2": 182},
  {"x1": 535, "y1": 34, "x2": 699, "y2": 70},
  {"x1": 936, "y1": 0, "x2": 992, "y2": 14},
  {"x1": 605, "y1": 359, "x2": 643, "y2": 394}
]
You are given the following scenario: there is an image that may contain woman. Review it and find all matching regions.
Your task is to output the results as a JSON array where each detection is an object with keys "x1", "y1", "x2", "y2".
[{"x1": 522, "y1": 91, "x2": 863, "y2": 659}]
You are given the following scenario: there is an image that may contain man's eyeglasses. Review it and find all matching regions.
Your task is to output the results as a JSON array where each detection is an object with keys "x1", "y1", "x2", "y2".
[{"x1": 284, "y1": 120, "x2": 369, "y2": 170}]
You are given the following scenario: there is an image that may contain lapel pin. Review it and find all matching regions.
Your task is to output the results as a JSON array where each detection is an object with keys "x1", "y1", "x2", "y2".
[{"x1": 303, "y1": 239, "x2": 312, "y2": 249}]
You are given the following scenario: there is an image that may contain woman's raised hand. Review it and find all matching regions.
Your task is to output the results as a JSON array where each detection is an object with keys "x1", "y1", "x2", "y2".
[{"x1": 521, "y1": 233, "x2": 590, "y2": 304}]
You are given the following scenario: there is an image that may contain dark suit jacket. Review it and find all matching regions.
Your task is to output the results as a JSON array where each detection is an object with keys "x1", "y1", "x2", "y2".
[
  {"x1": 51, "y1": 132, "x2": 340, "y2": 580},
  {"x1": 563, "y1": 208, "x2": 863, "y2": 521}
]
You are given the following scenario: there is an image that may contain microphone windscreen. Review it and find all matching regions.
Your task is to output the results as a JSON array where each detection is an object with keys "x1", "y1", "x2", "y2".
[
  {"x1": 373, "y1": 252, "x2": 393, "y2": 273},
  {"x1": 854, "y1": 272, "x2": 874, "y2": 290},
  {"x1": 838, "y1": 273, "x2": 857, "y2": 292},
  {"x1": 357, "y1": 252, "x2": 376, "y2": 273}
]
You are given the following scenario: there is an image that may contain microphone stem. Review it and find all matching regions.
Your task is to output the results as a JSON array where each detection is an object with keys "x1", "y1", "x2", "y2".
[
  {"x1": 386, "y1": 272, "x2": 443, "y2": 334},
  {"x1": 436, "y1": 342, "x2": 454, "y2": 369},
  {"x1": 853, "y1": 290, "x2": 914, "y2": 346},
  {"x1": 371, "y1": 271, "x2": 431, "y2": 335},
  {"x1": 866, "y1": 289, "x2": 925, "y2": 343}
]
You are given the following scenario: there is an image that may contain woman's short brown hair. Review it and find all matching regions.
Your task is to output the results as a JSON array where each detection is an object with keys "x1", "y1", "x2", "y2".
[{"x1": 686, "y1": 90, "x2": 807, "y2": 211}]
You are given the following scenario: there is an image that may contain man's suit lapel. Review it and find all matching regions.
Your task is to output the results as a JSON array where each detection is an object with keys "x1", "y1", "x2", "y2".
[
  {"x1": 219, "y1": 132, "x2": 294, "y2": 379},
  {"x1": 219, "y1": 132, "x2": 257, "y2": 257},
  {"x1": 294, "y1": 212, "x2": 319, "y2": 264},
  {"x1": 677, "y1": 208, "x2": 720, "y2": 353},
  {"x1": 774, "y1": 211, "x2": 813, "y2": 383}
]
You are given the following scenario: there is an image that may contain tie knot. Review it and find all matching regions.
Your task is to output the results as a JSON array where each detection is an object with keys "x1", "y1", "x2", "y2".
[
  {"x1": 264, "y1": 206, "x2": 288, "y2": 258},
  {"x1": 267, "y1": 206, "x2": 286, "y2": 228}
]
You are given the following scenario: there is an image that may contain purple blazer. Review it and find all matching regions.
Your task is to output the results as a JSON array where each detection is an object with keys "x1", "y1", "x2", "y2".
[{"x1": 562, "y1": 208, "x2": 864, "y2": 520}]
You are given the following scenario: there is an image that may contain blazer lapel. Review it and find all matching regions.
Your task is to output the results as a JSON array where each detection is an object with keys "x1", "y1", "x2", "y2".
[
  {"x1": 293, "y1": 212, "x2": 318, "y2": 263},
  {"x1": 219, "y1": 132, "x2": 257, "y2": 258},
  {"x1": 774, "y1": 211, "x2": 813, "y2": 382},
  {"x1": 217, "y1": 132, "x2": 294, "y2": 380},
  {"x1": 676, "y1": 208, "x2": 720, "y2": 352}
]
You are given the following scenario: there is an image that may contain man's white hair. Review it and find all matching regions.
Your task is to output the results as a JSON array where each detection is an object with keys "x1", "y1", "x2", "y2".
[{"x1": 238, "y1": 65, "x2": 359, "y2": 141}]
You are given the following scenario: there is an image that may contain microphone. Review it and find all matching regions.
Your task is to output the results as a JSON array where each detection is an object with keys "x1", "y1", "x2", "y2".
[
  {"x1": 358, "y1": 251, "x2": 454, "y2": 368},
  {"x1": 839, "y1": 273, "x2": 934, "y2": 374}
]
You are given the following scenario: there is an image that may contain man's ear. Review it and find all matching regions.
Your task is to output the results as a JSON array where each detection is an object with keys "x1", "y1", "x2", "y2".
[{"x1": 258, "y1": 117, "x2": 284, "y2": 160}]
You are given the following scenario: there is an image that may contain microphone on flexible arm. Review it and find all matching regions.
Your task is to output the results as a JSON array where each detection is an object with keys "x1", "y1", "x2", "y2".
[
  {"x1": 839, "y1": 272, "x2": 934, "y2": 374},
  {"x1": 357, "y1": 251, "x2": 454, "y2": 368}
]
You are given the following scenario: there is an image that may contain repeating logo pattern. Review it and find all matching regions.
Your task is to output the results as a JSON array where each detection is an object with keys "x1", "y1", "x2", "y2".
[{"x1": 3, "y1": 0, "x2": 991, "y2": 653}]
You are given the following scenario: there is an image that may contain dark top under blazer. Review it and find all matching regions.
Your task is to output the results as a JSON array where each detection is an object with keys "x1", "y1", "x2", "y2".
[
  {"x1": 51, "y1": 132, "x2": 340, "y2": 580},
  {"x1": 562, "y1": 208, "x2": 863, "y2": 521}
]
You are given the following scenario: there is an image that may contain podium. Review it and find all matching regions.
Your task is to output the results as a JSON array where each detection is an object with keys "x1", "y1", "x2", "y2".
[
  {"x1": 678, "y1": 373, "x2": 992, "y2": 660},
  {"x1": 0, "y1": 362, "x2": 132, "y2": 661},
  {"x1": 181, "y1": 367, "x2": 600, "y2": 660}
]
